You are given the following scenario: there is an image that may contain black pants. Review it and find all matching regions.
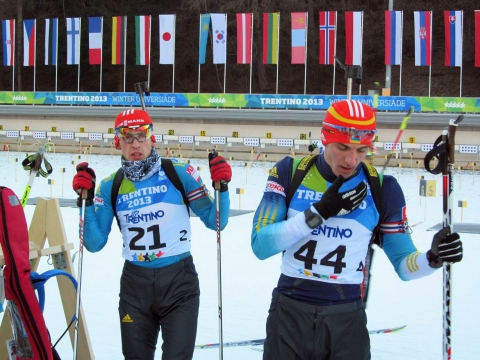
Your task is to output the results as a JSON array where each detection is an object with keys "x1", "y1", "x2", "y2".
[
  {"x1": 119, "y1": 256, "x2": 200, "y2": 360},
  {"x1": 264, "y1": 289, "x2": 370, "y2": 360}
]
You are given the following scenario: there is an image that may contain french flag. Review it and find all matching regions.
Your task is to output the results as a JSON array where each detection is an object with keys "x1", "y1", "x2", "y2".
[
  {"x1": 414, "y1": 11, "x2": 432, "y2": 66},
  {"x1": 23, "y1": 19, "x2": 36, "y2": 66},
  {"x1": 384, "y1": 11, "x2": 402, "y2": 65},
  {"x1": 444, "y1": 11, "x2": 463, "y2": 67},
  {"x1": 345, "y1": 11, "x2": 363, "y2": 66},
  {"x1": 88, "y1": 17, "x2": 103, "y2": 65}
]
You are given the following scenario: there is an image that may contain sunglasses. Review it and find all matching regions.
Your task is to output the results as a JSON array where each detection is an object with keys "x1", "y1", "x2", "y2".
[
  {"x1": 115, "y1": 124, "x2": 153, "y2": 144},
  {"x1": 322, "y1": 122, "x2": 376, "y2": 143}
]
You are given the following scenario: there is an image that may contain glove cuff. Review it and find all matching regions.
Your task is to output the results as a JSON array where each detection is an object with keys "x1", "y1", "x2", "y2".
[
  {"x1": 212, "y1": 182, "x2": 229, "y2": 192},
  {"x1": 426, "y1": 250, "x2": 443, "y2": 269},
  {"x1": 77, "y1": 197, "x2": 94, "y2": 207}
]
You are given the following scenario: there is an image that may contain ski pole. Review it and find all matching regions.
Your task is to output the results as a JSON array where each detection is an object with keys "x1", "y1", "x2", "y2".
[
  {"x1": 381, "y1": 106, "x2": 414, "y2": 174},
  {"x1": 441, "y1": 116, "x2": 462, "y2": 360},
  {"x1": 424, "y1": 115, "x2": 463, "y2": 360},
  {"x1": 20, "y1": 145, "x2": 49, "y2": 207},
  {"x1": 208, "y1": 149, "x2": 224, "y2": 360},
  {"x1": 73, "y1": 188, "x2": 88, "y2": 360}
]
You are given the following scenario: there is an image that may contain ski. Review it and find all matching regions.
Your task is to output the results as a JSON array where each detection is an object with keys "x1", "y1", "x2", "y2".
[{"x1": 195, "y1": 325, "x2": 407, "y2": 349}]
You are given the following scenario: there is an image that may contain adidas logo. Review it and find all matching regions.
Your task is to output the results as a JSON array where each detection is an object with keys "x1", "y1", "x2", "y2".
[
  {"x1": 269, "y1": 166, "x2": 279, "y2": 178},
  {"x1": 122, "y1": 314, "x2": 133, "y2": 323}
]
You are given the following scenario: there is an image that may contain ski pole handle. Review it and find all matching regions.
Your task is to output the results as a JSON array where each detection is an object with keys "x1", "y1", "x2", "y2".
[
  {"x1": 447, "y1": 115, "x2": 463, "y2": 166},
  {"x1": 208, "y1": 149, "x2": 221, "y2": 191}
]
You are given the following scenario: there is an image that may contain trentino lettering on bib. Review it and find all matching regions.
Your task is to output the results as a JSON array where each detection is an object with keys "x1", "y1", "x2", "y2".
[
  {"x1": 282, "y1": 166, "x2": 379, "y2": 285},
  {"x1": 116, "y1": 169, "x2": 191, "y2": 262}
]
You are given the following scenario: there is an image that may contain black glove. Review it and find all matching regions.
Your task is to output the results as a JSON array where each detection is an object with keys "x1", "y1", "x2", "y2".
[
  {"x1": 312, "y1": 176, "x2": 367, "y2": 220},
  {"x1": 72, "y1": 162, "x2": 96, "y2": 207},
  {"x1": 427, "y1": 227, "x2": 463, "y2": 268}
]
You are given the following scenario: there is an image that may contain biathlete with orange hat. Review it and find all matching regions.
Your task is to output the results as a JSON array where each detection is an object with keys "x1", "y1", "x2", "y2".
[
  {"x1": 251, "y1": 99, "x2": 463, "y2": 359},
  {"x1": 72, "y1": 109, "x2": 232, "y2": 360}
]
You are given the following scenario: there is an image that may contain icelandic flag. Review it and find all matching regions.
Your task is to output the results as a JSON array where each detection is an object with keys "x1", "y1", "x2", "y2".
[
  {"x1": 384, "y1": 11, "x2": 403, "y2": 65},
  {"x1": 291, "y1": 12, "x2": 307, "y2": 64},
  {"x1": 66, "y1": 17, "x2": 81, "y2": 65},
  {"x1": 45, "y1": 18, "x2": 58, "y2": 66},
  {"x1": 319, "y1": 11, "x2": 336, "y2": 65},
  {"x1": 211, "y1": 13, "x2": 227, "y2": 64},
  {"x1": 23, "y1": 19, "x2": 36, "y2": 66},
  {"x1": 345, "y1": 11, "x2": 363, "y2": 66},
  {"x1": 414, "y1": 11, "x2": 432, "y2": 66},
  {"x1": 88, "y1": 17, "x2": 103, "y2": 65},
  {"x1": 199, "y1": 14, "x2": 211, "y2": 64},
  {"x1": 444, "y1": 11, "x2": 463, "y2": 67},
  {"x1": 2, "y1": 19, "x2": 15, "y2": 66}
]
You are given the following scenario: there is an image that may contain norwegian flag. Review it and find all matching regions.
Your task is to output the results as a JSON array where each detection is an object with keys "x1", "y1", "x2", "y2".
[{"x1": 319, "y1": 11, "x2": 337, "y2": 65}]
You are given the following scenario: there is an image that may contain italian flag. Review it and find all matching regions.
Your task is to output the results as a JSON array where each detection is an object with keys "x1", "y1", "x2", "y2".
[{"x1": 135, "y1": 15, "x2": 151, "y2": 65}]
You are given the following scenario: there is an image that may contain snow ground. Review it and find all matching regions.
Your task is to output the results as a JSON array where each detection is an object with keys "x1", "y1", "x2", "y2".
[{"x1": 1, "y1": 150, "x2": 479, "y2": 359}]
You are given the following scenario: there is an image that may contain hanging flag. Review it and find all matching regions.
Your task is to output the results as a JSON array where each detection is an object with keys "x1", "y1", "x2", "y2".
[
  {"x1": 112, "y1": 16, "x2": 126, "y2": 65},
  {"x1": 23, "y1": 19, "x2": 36, "y2": 66},
  {"x1": 66, "y1": 17, "x2": 80, "y2": 65},
  {"x1": 385, "y1": 11, "x2": 403, "y2": 65},
  {"x1": 159, "y1": 14, "x2": 175, "y2": 64},
  {"x1": 135, "y1": 15, "x2": 151, "y2": 65},
  {"x1": 211, "y1": 13, "x2": 227, "y2": 64},
  {"x1": 2, "y1": 19, "x2": 15, "y2": 66},
  {"x1": 263, "y1": 12, "x2": 279, "y2": 64},
  {"x1": 88, "y1": 17, "x2": 103, "y2": 65},
  {"x1": 45, "y1": 18, "x2": 58, "y2": 66},
  {"x1": 444, "y1": 11, "x2": 463, "y2": 67},
  {"x1": 345, "y1": 11, "x2": 363, "y2": 66},
  {"x1": 319, "y1": 11, "x2": 337, "y2": 65},
  {"x1": 199, "y1": 14, "x2": 211, "y2": 64},
  {"x1": 476, "y1": 11, "x2": 480, "y2": 67},
  {"x1": 291, "y1": 12, "x2": 307, "y2": 64},
  {"x1": 414, "y1": 11, "x2": 432, "y2": 66},
  {"x1": 236, "y1": 13, "x2": 252, "y2": 64}
]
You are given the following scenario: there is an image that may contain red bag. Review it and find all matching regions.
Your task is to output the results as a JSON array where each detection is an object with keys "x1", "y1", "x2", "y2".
[{"x1": 0, "y1": 187, "x2": 53, "y2": 360}]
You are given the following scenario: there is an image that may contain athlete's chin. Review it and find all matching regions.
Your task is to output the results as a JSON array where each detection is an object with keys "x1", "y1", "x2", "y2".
[{"x1": 337, "y1": 168, "x2": 355, "y2": 178}]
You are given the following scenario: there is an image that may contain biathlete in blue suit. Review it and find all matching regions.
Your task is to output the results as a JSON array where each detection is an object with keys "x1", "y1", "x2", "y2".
[
  {"x1": 251, "y1": 100, "x2": 463, "y2": 360},
  {"x1": 72, "y1": 109, "x2": 232, "y2": 360}
]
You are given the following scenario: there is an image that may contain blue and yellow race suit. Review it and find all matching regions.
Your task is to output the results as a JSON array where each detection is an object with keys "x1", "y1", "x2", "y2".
[{"x1": 252, "y1": 155, "x2": 436, "y2": 305}]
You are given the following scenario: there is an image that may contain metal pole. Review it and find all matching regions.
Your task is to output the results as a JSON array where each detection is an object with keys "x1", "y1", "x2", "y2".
[
  {"x1": 249, "y1": 13, "x2": 253, "y2": 94},
  {"x1": 385, "y1": 0, "x2": 393, "y2": 89}
]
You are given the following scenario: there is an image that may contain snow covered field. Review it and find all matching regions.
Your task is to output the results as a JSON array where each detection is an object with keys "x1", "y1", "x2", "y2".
[{"x1": 1, "y1": 149, "x2": 479, "y2": 359}]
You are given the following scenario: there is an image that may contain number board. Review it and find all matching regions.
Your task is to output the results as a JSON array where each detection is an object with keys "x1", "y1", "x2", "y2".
[
  {"x1": 51, "y1": 126, "x2": 57, "y2": 132},
  {"x1": 200, "y1": 130, "x2": 206, "y2": 136},
  {"x1": 266, "y1": 133, "x2": 272, "y2": 139},
  {"x1": 79, "y1": 127, "x2": 85, "y2": 133},
  {"x1": 168, "y1": 129, "x2": 175, "y2": 135},
  {"x1": 232, "y1": 131, "x2": 239, "y2": 138},
  {"x1": 24, "y1": 126, "x2": 30, "y2": 131},
  {"x1": 300, "y1": 133, "x2": 306, "y2": 140}
]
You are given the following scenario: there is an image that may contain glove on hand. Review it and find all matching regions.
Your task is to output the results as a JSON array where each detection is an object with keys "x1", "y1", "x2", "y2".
[
  {"x1": 427, "y1": 227, "x2": 463, "y2": 268},
  {"x1": 72, "y1": 162, "x2": 96, "y2": 207},
  {"x1": 312, "y1": 176, "x2": 367, "y2": 220},
  {"x1": 209, "y1": 154, "x2": 232, "y2": 191}
]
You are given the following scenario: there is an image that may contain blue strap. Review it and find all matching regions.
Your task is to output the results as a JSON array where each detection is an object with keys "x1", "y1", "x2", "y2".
[{"x1": 30, "y1": 270, "x2": 78, "y2": 313}]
